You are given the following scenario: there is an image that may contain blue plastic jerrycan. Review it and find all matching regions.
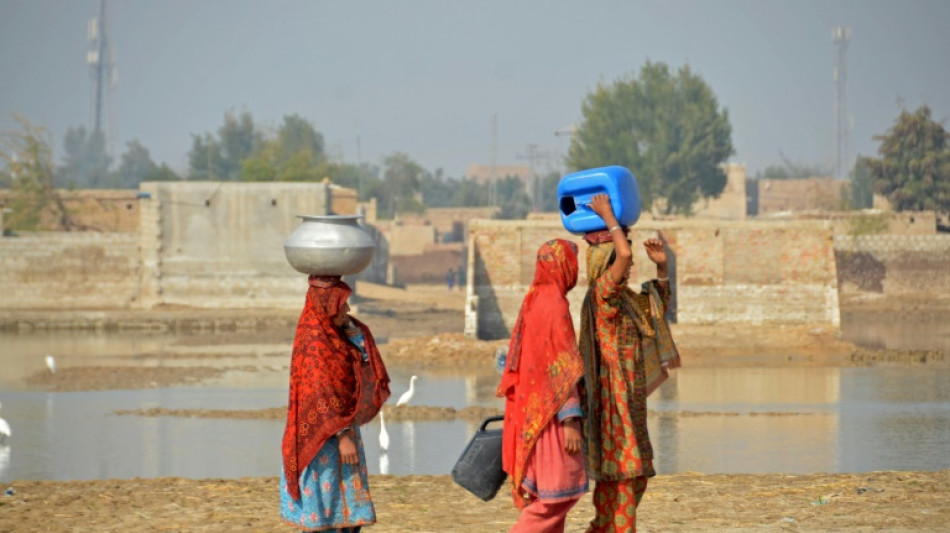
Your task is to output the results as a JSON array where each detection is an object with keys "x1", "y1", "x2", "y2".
[{"x1": 557, "y1": 165, "x2": 642, "y2": 234}]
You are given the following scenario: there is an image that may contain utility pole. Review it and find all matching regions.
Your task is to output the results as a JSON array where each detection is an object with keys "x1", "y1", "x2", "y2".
[
  {"x1": 833, "y1": 26, "x2": 851, "y2": 180},
  {"x1": 489, "y1": 112, "x2": 498, "y2": 207},
  {"x1": 517, "y1": 144, "x2": 553, "y2": 212},
  {"x1": 554, "y1": 124, "x2": 577, "y2": 176}
]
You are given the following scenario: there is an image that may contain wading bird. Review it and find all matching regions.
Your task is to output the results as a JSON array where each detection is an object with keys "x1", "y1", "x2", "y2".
[{"x1": 396, "y1": 375, "x2": 418, "y2": 406}]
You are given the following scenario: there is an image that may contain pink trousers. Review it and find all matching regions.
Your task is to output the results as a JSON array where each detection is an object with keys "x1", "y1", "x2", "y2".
[{"x1": 509, "y1": 497, "x2": 582, "y2": 533}]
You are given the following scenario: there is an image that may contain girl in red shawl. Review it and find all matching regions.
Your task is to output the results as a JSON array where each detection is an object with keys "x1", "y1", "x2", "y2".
[
  {"x1": 280, "y1": 276, "x2": 390, "y2": 532},
  {"x1": 497, "y1": 239, "x2": 589, "y2": 533}
]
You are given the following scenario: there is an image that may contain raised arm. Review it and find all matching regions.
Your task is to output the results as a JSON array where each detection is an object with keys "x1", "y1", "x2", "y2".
[{"x1": 588, "y1": 193, "x2": 632, "y2": 284}]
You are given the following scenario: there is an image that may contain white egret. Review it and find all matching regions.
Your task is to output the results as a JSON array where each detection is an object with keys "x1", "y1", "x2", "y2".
[
  {"x1": 378, "y1": 411, "x2": 389, "y2": 452},
  {"x1": 45, "y1": 354, "x2": 56, "y2": 375},
  {"x1": 395, "y1": 375, "x2": 418, "y2": 406},
  {"x1": 0, "y1": 401, "x2": 10, "y2": 446}
]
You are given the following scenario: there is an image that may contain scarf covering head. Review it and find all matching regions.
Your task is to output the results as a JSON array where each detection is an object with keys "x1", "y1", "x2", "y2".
[
  {"x1": 281, "y1": 276, "x2": 390, "y2": 502},
  {"x1": 578, "y1": 243, "x2": 681, "y2": 478},
  {"x1": 496, "y1": 239, "x2": 585, "y2": 509}
]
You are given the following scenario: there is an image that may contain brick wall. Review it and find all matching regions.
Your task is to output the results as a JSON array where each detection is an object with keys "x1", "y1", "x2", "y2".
[
  {"x1": 835, "y1": 234, "x2": 950, "y2": 297},
  {"x1": 465, "y1": 219, "x2": 841, "y2": 339}
]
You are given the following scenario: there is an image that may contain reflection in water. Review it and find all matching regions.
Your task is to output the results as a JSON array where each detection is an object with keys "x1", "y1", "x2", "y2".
[
  {"x1": 0, "y1": 446, "x2": 10, "y2": 479},
  {"x1": 841, "y1": 311, "x2": 950, "y2": 353},
  {"x1": 379, "y1": 452, "x2": 389, "y2": 475},
  {"x1": 0, "y1": 364, "x2": 947, "y2": 481}
]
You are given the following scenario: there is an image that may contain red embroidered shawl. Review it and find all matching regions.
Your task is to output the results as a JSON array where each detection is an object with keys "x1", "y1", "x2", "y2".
[
  {"x1": 281, "y1": 276, "x2": 390, "y2": 501},
  {"x1": 496, "y1": 239, "x2": 585, "y2": 509}
]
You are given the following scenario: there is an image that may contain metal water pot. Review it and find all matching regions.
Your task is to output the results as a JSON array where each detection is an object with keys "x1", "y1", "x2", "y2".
[{"x1": 283, "y1": 215, "x2": 376, "y2": 276}]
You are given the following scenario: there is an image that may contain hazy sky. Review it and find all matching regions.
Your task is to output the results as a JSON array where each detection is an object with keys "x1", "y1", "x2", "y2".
[{"x1": 2, "y1": 0, "x2": 948, "y2": 180}]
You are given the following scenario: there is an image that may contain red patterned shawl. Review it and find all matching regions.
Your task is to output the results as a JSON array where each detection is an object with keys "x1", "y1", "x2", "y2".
[
  {"x1": 281, "y1": 276, "x2": 390, "y2": 501},
  {"x1": 496, "y1": 239, "x2": 585, "y2": 509}
]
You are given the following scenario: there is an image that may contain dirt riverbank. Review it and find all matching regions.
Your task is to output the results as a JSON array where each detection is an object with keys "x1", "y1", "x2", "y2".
[{"x1": 1, "y1": 470, "x2": 947, "y2": 532}]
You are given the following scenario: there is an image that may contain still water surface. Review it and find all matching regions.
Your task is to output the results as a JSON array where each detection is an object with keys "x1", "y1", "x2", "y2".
[
  {"x1": 1, "y1": 312, "x2": 948, "y2": 482},
  {"x1": 0, "y1": 366, "x2": 947, "y2": 482}
]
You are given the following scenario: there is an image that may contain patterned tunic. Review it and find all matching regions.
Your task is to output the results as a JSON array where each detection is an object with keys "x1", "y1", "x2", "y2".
[
  {"x1": 589, "y1": 273, "x2": 670, "y2": 480},
  {"x1": 280, "y1": 327, "x2": 376, "y2": 531}
]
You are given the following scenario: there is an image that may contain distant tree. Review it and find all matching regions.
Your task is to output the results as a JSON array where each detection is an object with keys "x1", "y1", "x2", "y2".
[
  {"x1": 324, "y1": 162, "x2": 379, "y2": 200},
  {"x1": 373, "y1": 152, "x2": 425, "y2": 217},
  {"x1": 849, "y1": 157, "x2": 873, "y2": 209},
  {"x1": 421, "y1": 169, "x2": 457, "y2": 207},
  {"x1": 60, "y1": 126, "x2": 112, "y2": 188},
  {"x1": 450, "y1": 177, "x2": 489, "y2": 207},
  {"x1": 240, "y1": 114, "x2": 328, "y2": 182},
  {"x1": 146, "y1": 163, "x2": 181, "y2": 182},
  {"x1": 538, "y1": 171, "x2": 561, "y2": 212},
  {"x1": 863, "y1": 105, "x2": 950, "y2": 215},
  {"x1": 567, "y1": 61, "x2": 734, "y2": 215},
  {"x1": 113, "y1": 140, "x2": 181, "y2": 186},
  {"x1": 114, "y1": 140, "x2": 155, "y2": 188},
  {"x1": 277, "y1": 114, "x2": 324, "y2": 163},
  {"x1": 217, "y1": 111, "x2": 261, "y2": 180},
  {"x1": 756, "y1": 153, "x2": 831, "y2": 181},
  {"x1": 0, "y1": 117, "x2": 76, "y2": 230},
  {"x1": 494, "y1": 176, "x2": 531, "y2": 220},
  {"x1": 188, "y1": 111, "x2": 260, "y2": 180},
  {"x1": 188, "y1": 133, "x2": 226, "y2": 180}
]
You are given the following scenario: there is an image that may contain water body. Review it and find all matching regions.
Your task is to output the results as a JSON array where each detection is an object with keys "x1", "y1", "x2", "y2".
[{"x1": 0, "y1": 315, "x2": 948, "y2": 482}]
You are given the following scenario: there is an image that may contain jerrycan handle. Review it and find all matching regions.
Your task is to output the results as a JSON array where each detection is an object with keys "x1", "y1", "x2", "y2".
[
  {"x1": 559, "y1": 195, "x2": 600, "y2": 216},
  {"x1": 559, "y1": 193, "x2": 614, "y2": 217},
  {"x1": 479, "y1": 415, "x2": 505, "y2": 432}
]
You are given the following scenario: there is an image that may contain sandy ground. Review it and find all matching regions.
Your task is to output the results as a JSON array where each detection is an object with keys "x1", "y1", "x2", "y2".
[
  {"x1": 5, "y1": 282, "x2": 950, "y2": 531},
  {"x1": 1, "y1": 470, "x2": 947, "y2": 532}
]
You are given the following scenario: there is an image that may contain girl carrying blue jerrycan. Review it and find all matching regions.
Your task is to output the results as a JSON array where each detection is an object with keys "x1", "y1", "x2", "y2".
[{"x1": 557, "y1": 165, "x2": 642, "y2": 234}]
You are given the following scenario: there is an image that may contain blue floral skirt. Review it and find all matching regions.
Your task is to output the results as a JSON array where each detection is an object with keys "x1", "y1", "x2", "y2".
[{"x1": 280, "y1": 429, "x2": 375, "y2": 531}]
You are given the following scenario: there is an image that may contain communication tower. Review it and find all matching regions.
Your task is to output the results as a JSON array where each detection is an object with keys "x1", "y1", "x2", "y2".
[
  {"x1": 832, "y1": 26, "x2": 851, "y2": 180},
  {"x1": 88, "y1": 0, "x2": 117, "y2": 150}
]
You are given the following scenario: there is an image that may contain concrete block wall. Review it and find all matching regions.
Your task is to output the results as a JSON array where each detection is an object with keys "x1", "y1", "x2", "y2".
[
  {"x1": 466, "y1": 219, "x2": 841, "y2": 340},
  {"x1": 0, "y1": 232, "x2": 140, "y2": 309},
  {"x1": 140, "y1": 181, "x2": 332, "y2": 309}
]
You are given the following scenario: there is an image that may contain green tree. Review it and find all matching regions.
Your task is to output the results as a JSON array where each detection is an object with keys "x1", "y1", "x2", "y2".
[
  {"x1": 567, "y1": 62, "x2": 734, "y2": 214},
  {"x1": 863, "y1": 105, "x2": 950, "y2": 214},
  {"x1": 0, "y1": 117, "x2": 75, "y2": 230},
  {"x1": 188, "y1": 133, "x2": 225, "y2": 180},
  {"x1": 494, "y1": 176, "x2": 531, "y2": 219},
  {"x1": 373, "y1": 152, "x2": 425, "y2": 217},
  {"x1": 114, "y1": 140, "x2": 155, "y2": 188},
  {"x1": 188, "y1": 111, "x2": 260, "y2": 180},
  {"x1": 240, "y1": 115, "x2": 328, "y2": 182},
  {"x1": 60, "y1": 126, "x2": 112, "y2": 188},
  {"x1": 217, "y1": 111, "x2": 261, "y2": 180},
  {"x1": 849, "y1": 157, "x2": 873, "y2": 209},
  {"x1": 324, "y1": 162, "x2": 379, "y2": 200},
  {"x1": 538, "y1": 171, "x2": 561, "y2": 212},
  {"x1": 421, "y1": 169, "x2": 457, "y2": 207},
  {"x1": 277, "y1": 114, "x2": 324, "y2": 163},
  {"x1": 755, "y1": 153, "x2": 831, "y2": 181},
  {"x1": 452, "y1": 178, "x2": 489, "y2": 207},
  {"x1": 113, "y1": 140, "x2": 181, "y2": 186},
  {"x1": 146, "y1": 163, "x2": 181, "y2": 182}
]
